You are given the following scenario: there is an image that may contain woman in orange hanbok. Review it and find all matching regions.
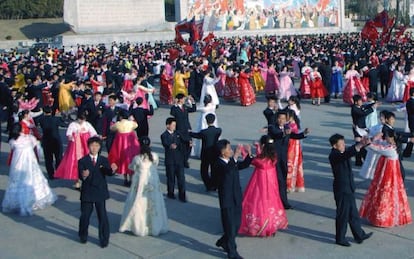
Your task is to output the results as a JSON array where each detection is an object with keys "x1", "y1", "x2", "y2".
[{"x1": 173, "y1": 67, "x2": 191, "y2": 97}]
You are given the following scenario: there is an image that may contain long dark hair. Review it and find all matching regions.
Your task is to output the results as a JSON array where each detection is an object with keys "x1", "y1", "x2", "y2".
[
  {"x1": 9, "y1": 123, "x2": 22, "y2": 141},
  {"x1": 139, "y1": 136, "x2": 154, "y2": 162},
  {"x1": 18, "y1": 110, "x2": 30, "y2": 122},
  {"x1": 257, "y1": 135, "x2": 277, "y2": 162}
]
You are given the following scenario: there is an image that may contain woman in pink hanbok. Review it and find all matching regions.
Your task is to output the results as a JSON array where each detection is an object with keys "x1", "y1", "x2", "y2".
[
  {"x1": 54, "y1": 111, "x2": 97, "y2": 189},
  {"x1": 265, "y1": 62, "x2": 280, "y2": 96},
  {"x1": 278, "y1": 66, "x2": 297, "y2": 100},
  {"x1": 343, "y1": 63, "x2": 367, "y2": 105},
  {"x1": 239, "y1": 135, "x2": 288, "y2": 237},
  {"x1": 300, "y1": 62, "x2": 312, "y2": 98}
]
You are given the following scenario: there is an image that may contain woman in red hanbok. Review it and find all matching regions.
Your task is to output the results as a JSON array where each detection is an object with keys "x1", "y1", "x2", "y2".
[
  {"x1": 223, "y1": 66, "x2": 240, "y2": 101},
  {"x1": 359, "y1": 141, "x2": 412, "y2": 227},
  {"x1": 160, "y1": 66, "x2": 174, "y2": 105},
  {"x1": 286, "y1": 110, "x2": 305, "y2": 193},
  {"x1": 310, "y1": 66, "x2": 327, "y2": 106},
  {"x1": 108, "y1": 111, "x2": 140, "y2": 186},
  {"x1": 300, "y1": 63, "x2": 312, "y2": 99},
  {"x1": 360, "y1": 66, "x2": 370, "y2": 93},
  {"x1": 122, "y1": 71, "x2": 136, "y2": 93},
  {"x1": 238, "y1": 67, "x2": 256, "y2": 106},
  {"x1": 239, "y1": 135, "x2": 288, "y2": 237},
  {"x1": 264, "y1": 62, "x2": 280, "y2": 97},
  {"x1": 342, "y1": 63, "x2": 367, "y2": 105},
  {"x1": 403, "y1": 68, "x2": 414, "y2": 103},
  {"x1": 215, "y1": 63, "x2": 227, "y2": 97},
  {"x1": 55, "y1": 112, "x2": 97, "y2": 189}
]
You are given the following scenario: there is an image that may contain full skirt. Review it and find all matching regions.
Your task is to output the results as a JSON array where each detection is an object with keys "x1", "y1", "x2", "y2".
[
  {"x1": 108, "y1": 132, "x2": 140, "y2": 175},
  {"x1": 2, "y1": 146, "x2": 56, "y2": 216},
  {"x1": 359, "y1": 157, "x2": 412, "y2": 227}
]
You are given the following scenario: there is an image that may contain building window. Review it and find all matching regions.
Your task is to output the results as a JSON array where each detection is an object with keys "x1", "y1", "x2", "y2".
[{"x1": 165, "y1": 0, "x2": 176, "y2": 22}]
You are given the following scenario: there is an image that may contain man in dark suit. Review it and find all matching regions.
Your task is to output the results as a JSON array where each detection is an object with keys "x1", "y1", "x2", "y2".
[
  {"x1": 38, "y1": 106, "x2": 66, "y2": 180},
  {"x1": 268, "y1": 111, "x2": 309, "y2": 209},
  {"x1": 79, "y1": 89, "x2": 94, "y2": 122},
  {"x1": 328, "y1": 134, "x2": 373, "y2": 247},
  {"x1": 129, "y1": 97, "x2": 154, "y2": 138},
  {"x1": 161, "y1": 117, "x2": 187, "y2": 202},
  {"x1": 25, "y1": 77, "x2": 47, "y2": 111},
  {"x1": 368, "y1": 63, "x2": 379, "y2": 97},
  {"x1": 382, "y1": 111, "x2": 413, "y2": 181},
  {"x1": 190, "y1": 113, "x2": 222, "y2": 191},
  {"x1": 378, "y1": 59, "x2": 390, "y2": 98},
  {"x1": 403, "y1": 88, "x2": 414, "y2": 157},
  {"x1": 319, "y1": 58, "x2": 332, "y2": 103},
  {"x1": 170, "y1": 93, "x2": 196, "y2": 168},
  {"x1": 351, "y1": 94, "x2": 377, "y2": 166},
  {"x1": 78, "y1": 137, "x2": 117, "y2": 248},
  {"x1": 103, "y1": 95, "x2": 121, "y2": 152},
  {"x1": 188, "y1": 64, "x2": 204, "y2": 102},
  {"x1": 263, "y1": 96, "x2": 278, "y2": 126},
  {"x1": 213, "y1": 139, "x2": 252, "y2": 259}
]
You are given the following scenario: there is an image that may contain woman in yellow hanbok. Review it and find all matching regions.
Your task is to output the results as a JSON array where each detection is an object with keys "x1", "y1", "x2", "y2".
[
  {"x1": 173, "y1": 67, "x2": 190, "y2": 97},
  {"x1": 252, "y1": 62, "x2": 265, "y2": 92},
  {"x1": 13, "y1": 72, "x2": 26, "y2": 93},
  {"x1": 58, "y1": 79, "x2": 76, "y2": 113}
]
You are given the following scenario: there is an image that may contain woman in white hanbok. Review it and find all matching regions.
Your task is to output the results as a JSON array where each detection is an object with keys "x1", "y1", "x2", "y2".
[
  {"x1": 2, "y1": 123, "x2": 56, "y2": 216},
  {"x1": 386, "y1": 66, "x2": 406, "y2": 102},
  {"x1": 119, "y1": 137, "x2": 168, "y2": 236},
  {"x1": 199, "y1": 67, "x2": 220, "y2": 108},
  {"x1": 191, "y1": 94, "x2": 218, "y2": 158}
]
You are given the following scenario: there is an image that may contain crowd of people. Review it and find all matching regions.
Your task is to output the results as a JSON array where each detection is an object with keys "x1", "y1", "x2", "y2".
[{"x1": 0, "y1": 30, "x2": 413, "y2": 258}]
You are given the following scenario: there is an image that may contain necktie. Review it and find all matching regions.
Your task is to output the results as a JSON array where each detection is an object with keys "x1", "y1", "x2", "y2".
[{"x1": 92, "y1": 157, "x2": 96, "y2": 166}]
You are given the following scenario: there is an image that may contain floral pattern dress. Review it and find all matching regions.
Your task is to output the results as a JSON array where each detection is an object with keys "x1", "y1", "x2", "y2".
[{"x1": 119, "y1": 152, "x2": 169, "y2": 236}]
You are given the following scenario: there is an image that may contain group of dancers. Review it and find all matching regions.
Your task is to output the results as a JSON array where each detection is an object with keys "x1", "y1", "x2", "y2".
[{"x1": 0, "y1": 31, "x2": 413, "y2": 258}]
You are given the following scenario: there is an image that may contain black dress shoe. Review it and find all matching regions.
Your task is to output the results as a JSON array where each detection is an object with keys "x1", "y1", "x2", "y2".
[
  {"x1": 336, "y1": 241, "x2": 351, "y2": 247},
  {"x1": 179, "y1": 197, "x2": 187, "y2": 203},
  {"x1": 80, "y1": 238, "x2": 87, "y2": 244},
  {"x1": 355, "y1": 232, "x2": 373, "y2": 244},
  {"x1": 184, "y1": 162, "x2": 190, "y2": 168},
  {"x1": 215, "y1": 239, "x2": 229, "y2": 252},
  {"x1": 100, "y1": 243, "x2": 108, "y2": 248},
  {"x1": 284, "y1": 205, "x2": 293, "y2": 210},
  {"x1": 167, "y1": 193, "x2": 176, "y2": 199}
]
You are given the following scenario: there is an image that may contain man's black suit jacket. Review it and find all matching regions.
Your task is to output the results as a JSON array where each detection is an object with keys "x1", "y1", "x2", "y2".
[
  {"x1": 170, "y1": 104, "x2": 196, "y2": 141},
  {"x1": 78, "y1": 155, "x2": 114, "y2": 202},
  {"x1": 267, "y1": 124, "x2": 306, "y2": 162},
  {"x1": 130, "y1": 105, "x2": 154, "y2": 137},
  {"x1": 161, "y1": 130, "x2": 184, "y2": 166},
  {"x1": 329, "y1": 145, "x2": 357, "y2": 194},
  {"x1": 39, "y1": 115, "x2": 65, "y2": 144},
  {"x1": 407, "y1": 98, "x2": 414, "y2": 132},
  {"x1": 190, "y1": 126, "x2": 222, "y2": 158},
  {"x1": 213, "y1": 156, "x2": 252, "y2": 209}
]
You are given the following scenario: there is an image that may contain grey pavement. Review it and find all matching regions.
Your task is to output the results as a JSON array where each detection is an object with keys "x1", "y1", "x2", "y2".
[{"x1": 0, "y1": 93, "x2": 414, "y2": 259}]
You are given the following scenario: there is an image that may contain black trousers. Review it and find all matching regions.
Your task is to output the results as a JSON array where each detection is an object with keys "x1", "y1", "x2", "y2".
[
  {"x1": 218, "y1": 206, "x2": 242, "y2": 258},
  {"x1": 200, "y1": 154, "x2": 216, "y2": 189},
  {"x1": 105, "y1": 133, "x2": 115, "y2": 153},
  {"x1": 42, "y1": 140, "x2": 63, "y2": 178},
  {"x1": 334, "y1": 192, "x2": 365, "y2": 242},
  {"x1": 79, "y1": 201, "x2": 110, "y2": 245},
  {"x1": 276, "y1": 158, "x2": 289, "y2": 208},
  {"x1": 165, "y1": 163, "x2": 185, "y2": 198},
  {"x1": 380, "y1": 79, "x2": 389, "y2": 98}
]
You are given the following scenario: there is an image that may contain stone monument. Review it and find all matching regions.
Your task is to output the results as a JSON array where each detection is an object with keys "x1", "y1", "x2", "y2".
[{"x1": 64, "y1": 0, "x2": 171, "y2": 33}]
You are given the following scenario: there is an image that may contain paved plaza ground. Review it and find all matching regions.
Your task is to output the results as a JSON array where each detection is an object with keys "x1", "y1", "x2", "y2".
[{"x1": 0, "y1": 93, "x2": 414, "y2": 259}]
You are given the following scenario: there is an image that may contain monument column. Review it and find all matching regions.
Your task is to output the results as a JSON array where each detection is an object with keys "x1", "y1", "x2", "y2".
[{"x1": 340, "y1": 0, "x2": 345, "y2": 30}]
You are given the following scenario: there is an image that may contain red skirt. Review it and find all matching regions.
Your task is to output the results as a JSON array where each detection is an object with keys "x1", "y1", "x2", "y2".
[
  {"x1": 55, "y1": 133, "x2": 91, "y2": 180},
  {"x1": 108, "y1": 131, "x2": 140, "y2": 175},
  {"x1": 359, "y1": 157, "x2": 412, "y2": 227}
]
